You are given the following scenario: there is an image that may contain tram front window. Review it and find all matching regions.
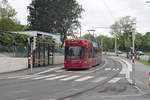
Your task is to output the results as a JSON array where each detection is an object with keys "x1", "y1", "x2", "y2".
[{"x1": 65, "y1": 46, "x2": 84, "y2": 60}]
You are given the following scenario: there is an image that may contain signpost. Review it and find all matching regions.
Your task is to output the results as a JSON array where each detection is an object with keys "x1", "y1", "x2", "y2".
[
  {"x1": 149, "y1": 72, "x2": 150, "y2": 86},
  {"x1": 28, "y1": 36, "x2": 36, "y2": 73},
  {"x1": 131, "y1": 28, "x2": 136, "y2": 85}
]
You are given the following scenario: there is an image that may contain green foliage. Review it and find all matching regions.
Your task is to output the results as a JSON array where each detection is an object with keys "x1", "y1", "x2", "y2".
[
  {"x1": 0, "y1": 0, "x2": 26, "y2": 31},
  {"x1": 136, "y1": 59, "x2": 150, "y2": 67},
  {"x1": 0, "y1": 32, "x2": 14, "y2": 46},
  {"x1": 37, "y1": 37, "x2": 55, "y2": 43},
  {"x1": 82, "y1": 34, "x2": 95, "y2": 42},
  {"x1": 0, "y1": 0, "x2": 17, "y2": 20},
  {"x1": 82, "y1": 34, "x2": 115, "y2": 52},
  {"x1": 110, "y1": 16, "x2": 136, "y2": 51},
  {"x1": 28, "y1": 0, "x2": 83, "y2": 47},
  {"x1": 13, "y1": 33, "x2": 29, "y2": 46},
  {"x1": 135, "y1": 33, "x2": 142, "y2": 50},
  {"x1": 82, "y1": 31, "x2": 150, "y2": 52},
  {"x1": 0, "y1": 32, "x2": 55, "y2": 48},
  {"x1": 142, "y1": 32, "x2": 150, "y2": 51},
  {"x1": 96, "y1": 35, "x2": 114, "y2": 52}
]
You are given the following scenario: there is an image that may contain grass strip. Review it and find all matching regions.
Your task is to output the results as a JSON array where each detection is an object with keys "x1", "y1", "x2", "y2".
[{"x1": 136, "y1": 59, "x2": 150, "y2": 67}]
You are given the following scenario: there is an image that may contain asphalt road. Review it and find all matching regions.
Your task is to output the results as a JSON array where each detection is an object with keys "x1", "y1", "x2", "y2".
[{"x1": 0, "y1": 57, "x2": 149, "y2": 100}]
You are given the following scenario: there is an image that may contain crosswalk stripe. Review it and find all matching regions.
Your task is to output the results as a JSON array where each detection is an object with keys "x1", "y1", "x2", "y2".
[
  {"x1": 8, "y1": 75, "x2": 30, "y2": 79},
  {"x1": 55, "y1": 70, "x2": 64, "y2": 72},
  {"x1": 32, "y1": 74, "x2": 57, "y2": 80},
  {"x1": 60, "y1": 76, "x2": 80, "y2": 81},
  {"x1": 108, "y1": 77, "x2": 121, "y2": 83},
  {"x1": 75, "y1": 76, "x2": 94, "y2": 82},
  {"x1": 117, "y1": 68, "x2": 120, "y2": 71},
  {"x1": 105, "y1": 68, "x2": 111, "y2": 71},
  {"x1": 45, "y1": 75, "x2": 68, "y2": 80},
  {"x1": 34, "y1": 67, "x2": 62, "y2": 75},
  {"x1": 92, "y1": 77, "x2": 107, "y2": 83},
  {"x1": 19, "y1": 75, "x2": 41, "y2": 79}
]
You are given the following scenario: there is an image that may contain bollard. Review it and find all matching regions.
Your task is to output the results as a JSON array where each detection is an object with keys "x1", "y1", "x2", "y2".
[{"x1": 149, "y1": 72, "x2": 150, "y2": 86}]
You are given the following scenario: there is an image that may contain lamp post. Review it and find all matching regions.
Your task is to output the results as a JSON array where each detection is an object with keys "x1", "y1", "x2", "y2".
[
  {"x1": 115, "y1": 35, "x2": 117, "y2": 55},
  {"x1": 87, "y1": 29, "x2": 96, "y2": 37},
  {"x1": 87, "y1": 29, "x2": 96, "y2": 41},
  {"x1": 131, "y1": 23, "x2": 136, "y2": 85}
]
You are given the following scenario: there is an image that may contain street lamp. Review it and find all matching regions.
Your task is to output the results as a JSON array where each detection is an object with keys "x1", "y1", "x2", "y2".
[{"x1": 87, "y1": 29, "x2": 96, "y2": 37}]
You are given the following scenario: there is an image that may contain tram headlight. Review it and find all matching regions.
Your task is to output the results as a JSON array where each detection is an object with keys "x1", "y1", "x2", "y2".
[{"x1": 84, "y1": 61, "x2": 87, "y2": 64}]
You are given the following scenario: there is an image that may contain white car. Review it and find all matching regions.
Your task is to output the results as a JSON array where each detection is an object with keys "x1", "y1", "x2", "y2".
[{"x1": 136, "y1": 51, "x2": 144, "y2": 56}]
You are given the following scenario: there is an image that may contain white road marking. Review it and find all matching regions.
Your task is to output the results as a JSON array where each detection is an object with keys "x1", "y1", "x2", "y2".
[
  {"x1": 60, "y1": 76, "x2": 80, "y2": 81},
  {"x1": 45, "y1": 75, "x2": 68, "y2": 80},
  {"x1": 34, "y1": 67, "x2": 62, "y2": 75},
  {"x1": 18, "y1": 97, "x2": 32, "y2": 100},
  {"x1": 19, "y1": 75, "x2": 41, "y2": 79},
  {"x1": 92, "y1": 77, "x2": 107, "y2": 83},
  {"x1": 55, "y1": 70, "x2": 64, "y2": 72},
  {"x1": 80, "y1": 59, "x2": 108, "y2": 74},
  {"x1": 108, "y1": 77, "x2": 121, "y2": 83},
  {"x1": 75, "y1": 76, "x2": 94, "y2": 82},
  {"x1": 32, "y1": 74, "x2": 57, "y2": 80},
  {"x1": 101, "y1": 94, "x2": 143, "y2": 98},
  {"x1": 112, "y1": 68, "x2": 116, "y2": 71},
  {"x1": 8, "y1": 75, "x2": 30, "y2": 79},
  {"x1": 119, "y1": 60, "x2": 127, "y2": 75},
  {"x1": 117, "y1": 68, "x2": 120, "y2": 70},
  {"x1": 105, "y1": 68, "x2": 111, "y2": 71}
]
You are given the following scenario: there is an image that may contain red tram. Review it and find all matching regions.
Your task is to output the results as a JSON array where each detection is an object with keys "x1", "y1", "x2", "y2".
[{"x1": 64, "y1": 39, "x2": 102, "y2": 69}]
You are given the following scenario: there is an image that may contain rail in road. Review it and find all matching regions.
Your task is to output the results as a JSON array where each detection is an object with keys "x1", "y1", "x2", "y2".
[{"x1": 0, "y1": 57, "x2": 147, "y2": 100}]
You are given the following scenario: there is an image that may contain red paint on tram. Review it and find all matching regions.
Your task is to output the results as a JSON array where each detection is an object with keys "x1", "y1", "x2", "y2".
[{"x1": 64, "y1": 39, "x2": 102, "y2": 69}]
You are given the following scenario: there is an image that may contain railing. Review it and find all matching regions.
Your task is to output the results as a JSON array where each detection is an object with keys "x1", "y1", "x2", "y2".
[{"x1": 0, "y1": 44, "x2": 28, "y2": 57}]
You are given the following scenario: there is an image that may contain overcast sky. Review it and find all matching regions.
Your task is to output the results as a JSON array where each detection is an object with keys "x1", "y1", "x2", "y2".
[{"x1": 7, "y1": 0, "x2": 150, "y2": 36}]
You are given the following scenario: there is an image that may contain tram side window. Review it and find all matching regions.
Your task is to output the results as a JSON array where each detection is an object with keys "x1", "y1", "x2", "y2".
[
  {"x1": 88, "y1": 48, "x2": 92, "y2": 58},
  {"x1": 93, "y1": 48, "x2": 97, "y2": 58},
  {"x1": 98, "y1": 49, "x2": 102, "y2": 56},
  {"x1": 95, "y1": 48, "x2": 98, "y2": 57},
  {"x1": 93, "y1": 48, "x2": 95, "y2": 58}
]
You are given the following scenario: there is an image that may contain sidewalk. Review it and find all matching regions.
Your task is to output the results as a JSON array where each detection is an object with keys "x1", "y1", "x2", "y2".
[
  {"x1": 122, "y1": 58, "x2": 150, "y2": 94},
  {"x1": 134, "y1": 61, "x2": 150, "y2": 93},
  {"x1": 0, "y1": 64, "x2": 63, "y2": 79}
]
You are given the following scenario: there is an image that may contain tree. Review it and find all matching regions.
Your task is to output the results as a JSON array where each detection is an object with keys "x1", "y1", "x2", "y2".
[
  {"x1": 0, "y1": 0, "x2": 16, "y2": 20},
  {"x1": 142, "y1": 32, "x2": 150, "y2": 51},
  {"x1": 135, "y1": 33, "x2": 142, "y2": 50},
  {"x1": 96, "y1": 35, "x2": 114, "y2": 52},
  {"x1": 110, "y1": 16, "x2": 136, "y2": 51},
  {"x1": 82, "y1": 34, "x2": 95, "y2": 42},
  {"x1": 0, "y1": 0, "x2": 26, "y2": 31},
  {"x1": 0, "y1": 0, "x2": 16, "y2": 31},
  {"x1": 28, "y1": 0, "x2": 83, "y2": 47}
]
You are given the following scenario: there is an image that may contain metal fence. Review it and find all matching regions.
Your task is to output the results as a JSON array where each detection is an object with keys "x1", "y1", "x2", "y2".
[{"x1": 0, "y1": 44, "x2": 28, "y2": 57}]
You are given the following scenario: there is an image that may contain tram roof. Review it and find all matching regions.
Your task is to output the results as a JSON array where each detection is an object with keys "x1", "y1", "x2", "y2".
[{"x1": 65, "y1": 39, "x2": 100, "y2": 48}]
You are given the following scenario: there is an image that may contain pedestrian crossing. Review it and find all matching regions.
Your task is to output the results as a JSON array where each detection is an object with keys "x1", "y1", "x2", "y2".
[
  {"x1": 75, "y1": 76, "x2": 94, "y2": 82},
  {"x1": 60, "y1": 76, "x2": 80, "y2": 81},
  {"x1": 32, "y1": 74, "x2": 57, "y2": 80},
  {"x1": 46, "y1": 75, "x2": 68, "y2": 80},
  {"x1": 6, "y1": 73, "x2": 122, "y2": 84}
]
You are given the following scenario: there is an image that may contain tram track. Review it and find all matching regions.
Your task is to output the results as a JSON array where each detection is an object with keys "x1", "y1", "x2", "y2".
[{"x1": 56, "y1": 57, "x2": 122, "y2": 100}]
